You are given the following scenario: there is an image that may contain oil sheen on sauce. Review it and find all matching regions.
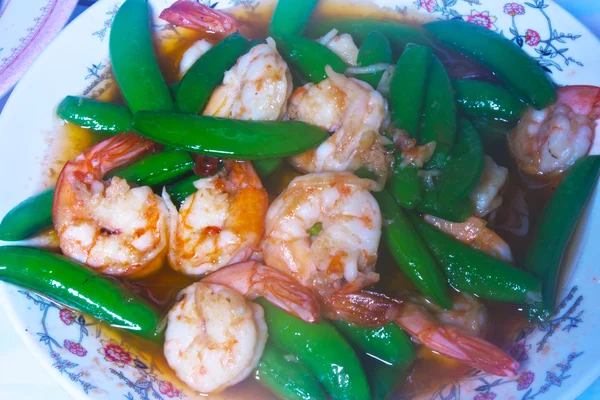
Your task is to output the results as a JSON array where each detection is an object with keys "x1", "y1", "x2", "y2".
[{"x1": 42, "y1": 0, "x2": 548, "y2": 398}]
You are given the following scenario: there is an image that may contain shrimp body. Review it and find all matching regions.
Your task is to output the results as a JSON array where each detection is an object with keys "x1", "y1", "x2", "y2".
[
  {"x1": 53, "y1": 133, "x2": 168, "y2": 278},
  {"x1": 509, "y1": 85, "x2": 600, "y2": 176},
  {"x1": 159, "y1": 0, "x2": 238, "y2": 35},
  {"x1": 164, "y1": 282, "x2": 267, "y2": 394},
  {"x1": 424, "y1": 215, "x2": 513, "y2": 263},
  {"x1": 179, "y1": 39, "x2": 213, "y2": 78},
  {"x1": 203, "y1": 38, "x2": 292, "y2": 121},
  {"x1": 164, "y1": 161, "x2": 268, "y2": 276},
  {"x1": 263, "y1": 172, "x2": 382, "y2": 296},
  {"x1": 288, "y1": 67, "x2": 391, "y2": 188},
  {"x1": 469, "y1": 155, "x2": 508, "y2": 217},
  {"x1": 318, "y1": 30, "x2": 360, "y2": 66}
]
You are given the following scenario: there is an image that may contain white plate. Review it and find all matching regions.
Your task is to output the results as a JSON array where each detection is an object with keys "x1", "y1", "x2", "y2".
[
  {"x1": 0, "y1": 0, "x2": 78, "y2": 98},
  {"x1": 0, "y1": 0, "x2": 599, "y2": 399}
]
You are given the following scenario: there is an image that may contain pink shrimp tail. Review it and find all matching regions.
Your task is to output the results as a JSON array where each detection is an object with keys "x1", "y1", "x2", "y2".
[
  {"x1": 322, "y1": 291, "x2": 402, "y2": 328},
  {"x1": 202, "y1": 261, "x2": 321, "y2": 323},
  {"x1": 159, "y1": 0, "x2": 238, "y2": 35}
]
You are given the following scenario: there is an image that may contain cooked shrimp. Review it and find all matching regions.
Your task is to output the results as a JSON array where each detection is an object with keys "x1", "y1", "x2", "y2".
[
  {"x1": 203, "y1": 38, "x2": 292, "y2": 121},
  {"x1": 159, "y1": 0, "x2": 238, "y2": 35},
  {"x1": 324, "y1": 291, "x2": 519, "y2": 377},
  {"x1": 202, "y1": 261, "x2": 321, "y2": 323},
  {"x1": 424, "y1": 215, "x2": 513, "y2": 263},
  {"x1": 509, "y1": 85, "x2": 600, "y2": 177},
  {"x1": 179, "y1": 39, "x2": 213, "y2": 77},
  {"x1": 164, "y1": 160, "x2": 268, "y2": 276},
  {"x1": 164, "y1": 282, "x2": 267, "y2": 394},
  {"x1": 53, "y1": 133, "x2": 168, "y2": 278},
  {"x1": 288, "y1": 66, "x2": 391, "y2": 189},
  {"x1": 317, "y1": 29, "x2": 359, "y2": 66},
  {"x1": 469, "y1": 155, "x2": 508, "y2": 217},
  {"x1": 263, "y1": 172, "x2": 382, "y2": 297}
]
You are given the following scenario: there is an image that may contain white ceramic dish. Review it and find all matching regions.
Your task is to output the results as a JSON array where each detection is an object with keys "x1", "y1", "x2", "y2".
[{"x1": 0, "y1": 0, "x2": 599, "y2": 399}]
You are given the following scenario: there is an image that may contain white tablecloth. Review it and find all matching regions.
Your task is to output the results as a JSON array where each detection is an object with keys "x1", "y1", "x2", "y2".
[{"x1": 0, "y1": 1, "x2": 598, "y2": 399}]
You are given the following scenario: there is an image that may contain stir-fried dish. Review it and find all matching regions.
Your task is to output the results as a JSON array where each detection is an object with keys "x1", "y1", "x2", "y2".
[{"x1": 1, "y1": 0, "x2": 599, "y2": 398}]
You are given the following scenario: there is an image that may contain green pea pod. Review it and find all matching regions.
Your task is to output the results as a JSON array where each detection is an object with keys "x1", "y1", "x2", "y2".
[
  {"x1": 525, "y1": 156, "x2": 600, "y2": 321},
  {"x1": 110, "y1": 0, "x2": 174, "y2": 113},
  {"x1": 364, "y1": 357, "x2": 407, "y2": 400},
  {"x1": 453, "y1": 79, "x2": 527, "y2": 122},
  {"x1": 310, "y1": 18, "x2": 430, "y2": 50},
  {"x1": 56, "y1": 96, "x2": 133, "y2": 134},
  {"x1": 332, "y1": 321, "x2": 415, "y2": 368},
  {"x1": 409, "y1": 213, "x2": 542, "y2": 304},
  {"x1": 374, "y1": 190, "x2": 452, "y2": 309},
  {"x1": 424, "y1": 20, "x2": 556, "y2": 109},
  {"x1": 417, "y1": 188, "x2": 473, "y2": 222},
  {"x1": 256, "y1": 298, "x2": 370, "y2": 400},
  {"x1": 132, "y1": 112, "x2": 328, "y2": 159},
  {"x1": 0, "y1": 189, "x2": 54, "y2": 241},
  {"x1": 0, "y1": 247, "x2": 163, "y2": 342},
  {"x1": 356, "y1": 31, "x2": 393, "y2": 88},
  {"x1": 256, "y1": 343, "x2": 327, "y2": 400},
  {"x1": 276, "y1": 35, "x2": 347, "y2": 84},
  {"x1": 177, "y1": 34, "x2": 250, "y2": 114},
  {"x1": 165, "y1": 175, "x2": 200, "y2": 208},
  {"x1": 421, "y1": 55, "x2": 456, "y2": 168},
  {"x1": 107, "y1": 150, "x2": 194, "y2": 186},
  {"x1": 470, "y1": 116, "x2": 515, "y2": 155},
  {"x1": 269, "y1": 0, "x2": 319, "y2": 37},
  {"x1": 436, "y1": 118, "x2": 483, "y2": 204},
  {"x1": 252, "y1": 159, "x2": 283, "y2": 180},
  {"x1": 388, "y1": 161, "x2": 423, "y2": 210}
]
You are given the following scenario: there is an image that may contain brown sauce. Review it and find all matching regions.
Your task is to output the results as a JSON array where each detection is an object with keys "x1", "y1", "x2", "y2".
[{"x1": 42, "y1": 1, "x2": 557, "y2": 398}]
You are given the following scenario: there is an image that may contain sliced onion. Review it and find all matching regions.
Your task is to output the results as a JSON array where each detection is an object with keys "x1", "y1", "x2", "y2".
[
  {"x1": 317, "y1": 28, "x2": 338, "y2": 45},
  {"x1": 345, "y1": 63, "x2": 392, "y2": 75},
  {"x1": 376, "y1": 66, "x2": 396, "y2": 97}
]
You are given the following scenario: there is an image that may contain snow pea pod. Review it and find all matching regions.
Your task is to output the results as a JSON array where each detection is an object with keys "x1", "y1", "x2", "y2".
[
  {"x1": 109, "y1": 0, "x2": 174, "y2": 113},
  {"x1": 388, "y1": 159, "x2": 422, "y2": 210},
  {"x1": 107, "y1": 150, "x2": 194, "y2": 186},
  {"x1": 453, "y1": 79, "x2": 527, "y2": 122},
  {"x1": 421, "y1": 55, "x2": 456, "y2": 169},
  {"x1": 409, "y1": 213, "x2": 542, "y2": 304},
  {"x1": 0, "y1": 246, "x2": 163, "y2": 342},
  {"x1": 252, "y1": 159, "x2": 282, "y2": 180},
  {"x1": 374, "y1": 190, "x2": 452, "y2": 309},
  {"x1": 56, "y1": 96, "x2": 132, "y2": 134},
  {"x1": 275, "y1": 35, "x2": 347, "y2": 84},
  {"x1": 525, "y1": 156, "x2": 600, "y2": 321},
  {"x1": 332, "y1": 321, "x2": 415, "y2": 368},
  {"x1": 256, "y1": 343, "x2": 327, "y2": 400},
  {"x1": 257, "y1": 298, "x2": 370, "y2": 400},
  {"x1": 176, "y1": 33, "x2": 250, "y2": 114},
  {"x1": 424, "y1": 20, "x2": 556, "y2": 109},
  {"x1": 356, "y1": 31, "x2": 393, "y2": 88},
  {"x1": 269, "y1": 0, "x2": 319, "y2": 37},
  {"x1": 132, "y1": 112, "x2": 329, "y2": 159},
  {"x1": 390, "y1": 44, "x2": 432, "y2": 138},
  {"x1": 416, "y1": 188, "x2": 473, "y2": 223}
]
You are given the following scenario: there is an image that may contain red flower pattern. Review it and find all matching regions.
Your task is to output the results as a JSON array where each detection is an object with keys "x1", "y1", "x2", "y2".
[
  {"x1": 466, "y1": 11, "x2": 497, "y2": 29},
  {"x1": 503, "y1": 3, "x2": 525, "y2": 16},
  {"x1": 159, "y1": 381, "x2": 181, "y2": 398},
  {"x1": 474, "y1": 393, "x2": 496, "y2": 400},
  {"x1": 63, "y1": 340, "x2": 88, "y2": 357},
  {"x1": 59, "y1": 309, "x2": 76, "y2": 326},
  {"x1": 517, "y1": 371, "x2": 535, "y2": 390},
  {"x1": 525, "y1": 29, "x2": 541, "y2": 46},
  {"x1": 98, "y1": 339, "x2": 132, "y2": 367},
  {"x1": 418, "y1": 0, "x2": 437, "y2": 12}
]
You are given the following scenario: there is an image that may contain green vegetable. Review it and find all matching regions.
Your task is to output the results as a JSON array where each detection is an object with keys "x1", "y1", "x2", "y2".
[
  {"x1": 525, "y1": 156, "x2": 600, "y2": 320},
  {"x1": 436, "y1": 118, "x2": 483, "y2": 203},
  {"x1": 332, "y1": 321, "x2": 415, "y2": 367},
  {"x1": 453, "y1": 79, "x2": 527, "y2": 122},
  {"x1": 56, "y1": 96, "x2": 133, "y2": 134},
  {"x1": 256, "y1": 343, "x2": 326, "y2": 400},
  {"x1": 390, "y1": 44, "x2": 432, "y2": 138},
  {"x1": 310, "y1": 18, "x2": 430, "y2": 50},
  {"x1": 165, "y1": 175, "x2": 200, "y2": 208},
  {"x1": 132, "y1": 111, "x2": 328, "y2": 159},
  {"x1": 0, "y1": 247, "x2": 162, "y2": 342},
  {"x1": 409, "y1": 213, "x2": 542, "y2": 303},
  {"x1": 424, "y1": 20, "x2": 556, "y2": 109},
  {"x1": 257, "y1": 298, "x2": 370, "y2": 400},
  {"x1": 269, "y1": 0, "x2": 320, "y2": 37},
  {"x1": 364, "y1": 358, "x2": 406, "y2": 400},
  {"x1": 470, "y1": 116, "x2": 515, "y2": 154},
  {"x1": 421, "y1": 55, "x2": 456, "y2": 168},
  {"x1": 308, "y1": 222, "x2": 323, "y2": 237},
  {"x1": 252, "y1": 159, "x2": 283, "y2": 180},
  {"x1": 0, "y1": 188, "x2": 54, "y2": 241},
  {"x1": 109, "y1": 0, "x2": 174, "y2": 113},
  {"x1": 276, "y1": 35, "x2": 347, "y2": 83},
  {"x1": 374, "y1": 190, "x2": 452, "y2": 309},
  {"x1": 107, "y1": 150, "x2": 194, "y2": 186},
  {"x1": 177, "y1": 33, "x2": 250, "y2": 114},
  {"x1": 356, "y1": 31, "x2": 393, "y2": 88},
  {"x1": 388, "y1": 161, "x2": 423, "y2": 210},
  {"x1": 417, "y1": 189, "x2": 474, "y2": 222}
]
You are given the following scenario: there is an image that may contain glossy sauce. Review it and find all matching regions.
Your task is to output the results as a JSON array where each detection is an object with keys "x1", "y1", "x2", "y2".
[{"x1": 44, "y1": 1, "x2": 556, "y2": 398}]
